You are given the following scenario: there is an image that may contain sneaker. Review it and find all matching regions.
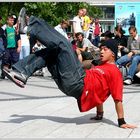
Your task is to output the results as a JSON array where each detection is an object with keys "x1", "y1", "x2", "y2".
[
  {"x1": 135, "y1": 71, "x2": 140, "y2": 78},
  {"x1": 3, "y1": 68, "x2": 27, "y2": 88},
  {"x1": 0, "y1": 73, "x2": 5, "y2": 79},
  {"x1": 18, "y1": 7, "x2": 27, "y2": 34},
  {"x1": 124, "y1": 79, "x2": 132, "y2": 85}
]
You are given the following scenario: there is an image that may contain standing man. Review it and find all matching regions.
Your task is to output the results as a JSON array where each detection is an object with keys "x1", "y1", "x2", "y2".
[
  {"x1": 82, "y1": 8, "x2": 91, "y2": 38},
  {"x1": 19, "y1": 15, "x2": 30, "y2": 59},
  {"x1": 2, "y1": 15, "x2": 21, "y2": 78},
  {"x1": 92, "y1": 18, "x2": 102, "y2": 47},
  {"x1": 73, "y1": 9, "x2": 83, "y2": 38}
]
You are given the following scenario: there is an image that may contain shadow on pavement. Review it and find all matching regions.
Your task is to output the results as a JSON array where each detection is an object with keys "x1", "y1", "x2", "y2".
[{"x1": 1, "y1": 114, "x2": 117, "y2": 126}]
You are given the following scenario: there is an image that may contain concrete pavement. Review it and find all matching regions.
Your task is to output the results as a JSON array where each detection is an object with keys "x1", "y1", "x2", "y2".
[{"x1": 0, "y1": 71, "x2": 140, "y2": 138}]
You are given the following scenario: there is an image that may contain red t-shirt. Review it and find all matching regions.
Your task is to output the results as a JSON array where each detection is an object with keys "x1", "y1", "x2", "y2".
[
  {"x1": 94, "y1": 24, "x2": 100, "y2": 36},
  {"x1": 78, "y1": 63, "x2": 123, "y2": 112}
]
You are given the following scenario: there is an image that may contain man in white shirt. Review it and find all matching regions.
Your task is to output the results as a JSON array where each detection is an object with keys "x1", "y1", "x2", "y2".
[{"x1": 73, "y1": 9, "x2": 83, "y2": 37}]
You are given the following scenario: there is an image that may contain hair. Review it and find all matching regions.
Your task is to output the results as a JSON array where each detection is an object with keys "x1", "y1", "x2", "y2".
[
  {"x1": 7, "y1": 15, "x2": 14, "y2": 20},
  {"x1": 78, "y1": 9, "x2": 83, "y2": 14},
  {"x1": 102, "y1": 30, "x2": 114, "y2": 38},
  {"x1": 61, "y1": 19, "x2": 69, "y2": 25},
  {"x1": 115, "y1": 25, "x2": 125, "y2": 35},
  {"x1": 128, "y1": 26, "x2": 137, "y2": 32},
  {"x1": 75, "y1": 32, "x2": 84, "y2": 38}
]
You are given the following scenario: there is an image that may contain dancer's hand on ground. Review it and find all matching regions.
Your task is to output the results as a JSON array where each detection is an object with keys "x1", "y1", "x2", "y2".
[{"x1": 120, "y1": 123, "x2": 137, "y2": 129}]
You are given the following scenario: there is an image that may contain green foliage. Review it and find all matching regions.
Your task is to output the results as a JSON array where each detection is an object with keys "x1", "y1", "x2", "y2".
[
  {"x1": 0, "y1": 2, "x2": 24, "y2": 24},
  {"x1": 0, "y1": 2, "x2": 102, "y2": 26}
]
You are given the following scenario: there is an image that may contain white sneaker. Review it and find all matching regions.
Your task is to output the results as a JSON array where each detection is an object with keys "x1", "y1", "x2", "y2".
[
  {"x1": 135, "y1": 71, "x2": 140, "y2": 78},
  {"x1": 124, "y1": 79, "x2": 132, "y2": 85}
]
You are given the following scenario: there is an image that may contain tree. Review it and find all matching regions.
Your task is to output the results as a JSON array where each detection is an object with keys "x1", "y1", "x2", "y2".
[
  {"x1": 0, "y1": 2, "x2": 24, "y2": 24},
  {"x1": 0, "y1": 2, "x2": 102, "y2": 26},
  {"x1": 24, "y1": 2, "x2": 102, "y2": 26}
]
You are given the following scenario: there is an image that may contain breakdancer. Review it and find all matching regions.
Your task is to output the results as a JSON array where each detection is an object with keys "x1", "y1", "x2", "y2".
[{"x1": 3, "y1": 8, "x2": 136, "y2": 129}]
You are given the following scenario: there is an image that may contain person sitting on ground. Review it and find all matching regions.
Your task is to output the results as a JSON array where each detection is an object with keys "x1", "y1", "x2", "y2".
[
  {"x1": 116, "y1": 26, "x2": 140, "y2": 85},
  {"x1": 75, "y1": 32, "x2": 99, "y2": 63},
  {"x1": 114, "y1": 25, "x2": 128, "y2": 58},
  {"x1": 3, "y1": 9, "x2": 137, "y2": 129}
]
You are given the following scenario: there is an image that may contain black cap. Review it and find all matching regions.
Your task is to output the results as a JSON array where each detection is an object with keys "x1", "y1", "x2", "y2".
[
  {"x1": 101, "y1": 31, "x2": 114, "y2": 38},
  {"x1": 100, "y1": 39, "x2": 118, "y2": 60}
]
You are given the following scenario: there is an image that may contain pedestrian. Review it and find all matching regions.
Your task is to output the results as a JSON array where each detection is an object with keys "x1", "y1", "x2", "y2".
[
  {"x1": 1, "y1": 15, "x2": 21, "y2": 79},
  {"x1": 19, "y1": 15, "x2": 30, "y2": 60},
  {"x1": 3, "y1": 10, "x2": 136, "y2": 129},
  {"x1": 92, "y1": 18, "x2": 102, "y2": 47},
  {"x1": 81, "y1": 8, "x2": 90, "y2": 38},
  {"x1": 73, "y1": 9, "x2": 83, "y2": 37}
]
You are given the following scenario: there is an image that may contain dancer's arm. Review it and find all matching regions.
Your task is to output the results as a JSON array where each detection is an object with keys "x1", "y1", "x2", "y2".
[{"x1": 115, "y1": 101, "x2": 137, "y2": 129}]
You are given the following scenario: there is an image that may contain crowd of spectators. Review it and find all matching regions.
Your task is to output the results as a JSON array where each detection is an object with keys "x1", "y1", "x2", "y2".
[{"x1": 0, "y1": 8, "x2": 140, "y2": 85}]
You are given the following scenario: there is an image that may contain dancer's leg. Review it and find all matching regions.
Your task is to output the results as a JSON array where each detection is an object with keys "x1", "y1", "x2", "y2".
[{"x1": 5, "y1": 16, "x2": 85, "y2": 99}]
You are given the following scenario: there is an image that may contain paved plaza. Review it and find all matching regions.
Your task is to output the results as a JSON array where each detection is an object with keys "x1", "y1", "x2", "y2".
[{"x1": 0, "y1": 70, "x2": 140, "y2": 138}]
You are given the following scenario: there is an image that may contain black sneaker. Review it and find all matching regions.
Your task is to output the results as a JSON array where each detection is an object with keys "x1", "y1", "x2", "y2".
[
  {"x1": 0, "y1": 72, "x2": 5, "y2": 79},
  {"x1": 18, "y1": 7, "x2": 27, "y2": 34},
  {"x1": 3, "y1": 68, "x2": 27, "y2": 88}
]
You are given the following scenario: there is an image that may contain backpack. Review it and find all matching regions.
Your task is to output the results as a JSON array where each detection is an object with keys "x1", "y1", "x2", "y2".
[{"x1": 119, "y1": 66, "x2": 129, "y2": 80}]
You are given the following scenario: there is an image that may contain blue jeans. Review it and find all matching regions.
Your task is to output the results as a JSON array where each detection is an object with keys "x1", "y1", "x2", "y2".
[
  {"x1": 128, "y1": 55, "x2": 140, "y2": 79},
  {"x1": 116, "y1": 55, "x2": 131, "y2": 67},
  {"x1": 12, "y1": 16, "x2": 85, "y2": 99},
  {"x1": 116, "y1": 54, "x2": 140, "y2": 79},
  {"x1": 93, "y1": 35, "x2": 100, "y2": 47},
  {"x1": 20, "y1": 45, "x2": 30, "y2": 60}
]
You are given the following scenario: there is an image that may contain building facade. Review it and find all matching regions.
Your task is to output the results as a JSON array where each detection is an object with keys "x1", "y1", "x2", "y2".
[{"x1": 89, "y1": 0, "x2": 140, "y2": 33}]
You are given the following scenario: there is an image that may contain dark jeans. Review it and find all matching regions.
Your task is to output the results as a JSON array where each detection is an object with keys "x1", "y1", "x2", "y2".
[
  {"x1": 93, "y1": 35, "x2": 100, "y2": 47},
  {"x1": 1, "y1": 48, "x2": 19, "y2": 78},
  {"x1": 12, "y1": 16, "x2": 85, "y2": 99},
  {"x1": 3, "y1": 48, "x2": 19, "y2": 66}
]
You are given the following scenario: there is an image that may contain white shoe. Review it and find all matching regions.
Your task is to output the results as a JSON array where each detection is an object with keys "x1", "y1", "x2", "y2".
[
  {"x1": 124, "y1": 79, "x2": 132, "y2": 85},
  {"x1": 135, "y1": 71, "x2": 140, "y2": 78}
]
